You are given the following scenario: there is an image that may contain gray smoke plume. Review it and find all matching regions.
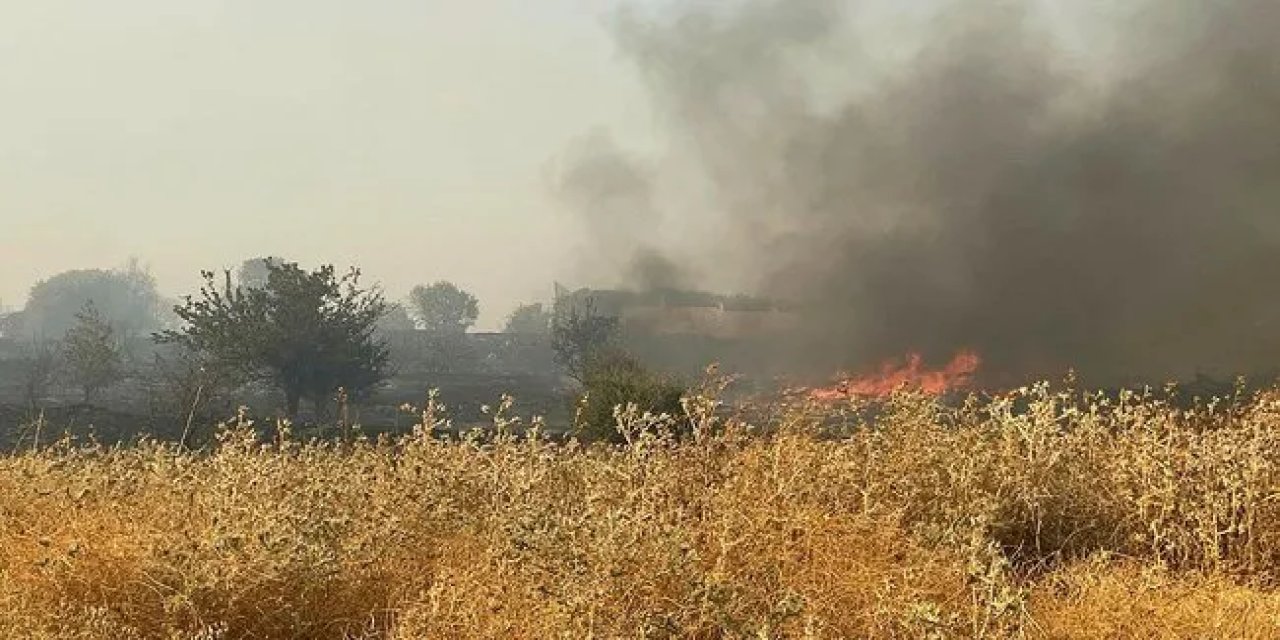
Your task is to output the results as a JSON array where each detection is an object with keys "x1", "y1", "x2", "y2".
[
  {"x1": 582, "y1": 0, "x2": 1280, "y2": 384},
  {"x1": 555, "y1": 130, "x2": 691, "y2": 291}
]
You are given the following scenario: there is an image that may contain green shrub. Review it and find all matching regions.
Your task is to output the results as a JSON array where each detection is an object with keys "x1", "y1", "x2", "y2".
[{"x1": 573, "y1": 350, "x2": 686, "y2": 443}]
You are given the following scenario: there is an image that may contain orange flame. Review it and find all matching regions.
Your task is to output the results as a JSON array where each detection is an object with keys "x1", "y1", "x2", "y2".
[{"x1": 809, "y1": 350, "x2": 982, "y2": 401}]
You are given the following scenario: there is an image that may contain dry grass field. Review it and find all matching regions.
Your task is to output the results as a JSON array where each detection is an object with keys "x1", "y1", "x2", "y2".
[{"x1": 5, "y1": 380, "x2": 1280, "y2": 638}]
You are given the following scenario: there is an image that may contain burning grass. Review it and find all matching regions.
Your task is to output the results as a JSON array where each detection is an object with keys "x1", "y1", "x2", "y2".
[
  {"x1": 807, "y1": 350, "x2": 983, "y2": 402},
  {"x1": 4, "y1": 381, "x2": 1280, "y2": 638}
]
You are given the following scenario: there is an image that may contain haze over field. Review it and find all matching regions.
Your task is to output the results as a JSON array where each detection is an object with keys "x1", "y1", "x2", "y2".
[
  {"x1": 0, "y1": 0, "x2": 1096, "y2": 323},
  {"x1": 5, "y1": 0, "x2": 1279, "y2": 383},
  {"x1": 1, "y1": 0, "x2": 654, "y2": 328}
]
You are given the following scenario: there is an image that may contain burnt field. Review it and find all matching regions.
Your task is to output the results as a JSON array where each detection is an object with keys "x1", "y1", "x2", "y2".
[
  {"x1": 2, "y1": 326, "x2": 1272, "y2": 452},
  {"x1": 0, "y1": 333, "x2": 570, "y2": 450}
]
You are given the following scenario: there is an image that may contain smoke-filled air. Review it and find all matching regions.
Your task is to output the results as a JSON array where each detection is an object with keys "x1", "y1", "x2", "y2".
[{"x1": 558, "y1": 0, "x2": 1280, "y2": 385}]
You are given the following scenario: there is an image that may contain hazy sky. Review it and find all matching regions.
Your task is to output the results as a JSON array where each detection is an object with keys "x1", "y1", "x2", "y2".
[
  {"x1": 1, "y1": 0, "x2": 656, "y2": 329},
  {"x1": 1, "y1": 0, "x2": 1120, "y2": 329}
]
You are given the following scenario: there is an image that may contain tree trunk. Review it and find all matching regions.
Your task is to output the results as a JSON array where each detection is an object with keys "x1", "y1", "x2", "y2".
[
  {"x1": 314, "y1": 396, "x2": 329, "y2": 423},
  {"x1": 285, "y1": 390, "x2": 301, "y2": 419}
]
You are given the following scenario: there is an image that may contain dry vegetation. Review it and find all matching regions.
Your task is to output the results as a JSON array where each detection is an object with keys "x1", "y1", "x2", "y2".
[{"x1": 5, "y1": 379, "x2": 1280, "y2": 638}]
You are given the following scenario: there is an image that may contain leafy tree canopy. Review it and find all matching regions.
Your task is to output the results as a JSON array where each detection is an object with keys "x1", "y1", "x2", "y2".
[
  {"x1": 551, "y1": 297, "x2": 620, "y2": 382},
  {"x1": 236, "y1": 256, "x2": 286, "y2": 290},
  {"x1": 63, "y1": 301, "x2": 123, "y2": 404},
  {"x1": 408, "y1": 281, "x2": 479, "y2": 335},
  {"x1": 157, "y1": 261, "x2": 390, "y2": 417},
  {"x1": 504, "y1": 303, "x2": 552, "y2": 335},
  {"x1": 19, "y1": 260, "x2": 169, "y2": 342},
  {"x1": 376, "y1": 303, "x2": 417, "y2": 335}
]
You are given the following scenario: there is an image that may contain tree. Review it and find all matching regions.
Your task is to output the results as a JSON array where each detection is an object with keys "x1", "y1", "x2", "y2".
[
  {"x1": 63, "y1": 302, "x2": 123, "y2": 404},
  {"x1": 573, "y1": 349, "x2": 686, "y2": 443},
  {"x1": 20, "y1": 261, "x2": 169, "y2": 343},
  {"x1": 18, "y1": 339, "x2": 60, "y2": 409},
  {"x1": 408, "y1": 282, "x2": 479, "y2": 334},
  {"x1": 144, "y1": 343, "x2": 239, "y2": 445},
  {"x1": 0, "y1": 310, "x2": 25, "y2": 339},
  {"x1": 236, "y1": 256, "x2": 285, "y2": 290},
  {"x1": 504, "y1": 303, "x2": 552, "y2": 334},
  {"x1": 158, "y1": 262, "x2": 390, "y2": 417},
  {"x1": 376, "y1": 303, "x2": 416, "y2": 335},
  {"x1": 551, "y1": 297, "x2": 620, "y2": 382}
]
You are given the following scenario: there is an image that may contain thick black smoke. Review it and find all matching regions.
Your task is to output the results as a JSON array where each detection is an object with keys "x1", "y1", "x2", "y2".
[{"x1": 581, "y1": 0, "x2": 1280, "y2": 383}]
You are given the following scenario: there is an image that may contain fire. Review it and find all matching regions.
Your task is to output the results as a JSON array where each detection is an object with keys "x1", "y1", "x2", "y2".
[{"x1": 808, "y1": 350, "x2": 982, "y2": 401}]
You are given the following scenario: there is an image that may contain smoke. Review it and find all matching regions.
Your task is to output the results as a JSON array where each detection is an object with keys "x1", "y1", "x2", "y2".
[
  {"x1": 554, "y1": 129, "x2": 691, "y2": 291},
  {"x1": 567, "y1": 0, "x2": 1280, "y2": 383}
]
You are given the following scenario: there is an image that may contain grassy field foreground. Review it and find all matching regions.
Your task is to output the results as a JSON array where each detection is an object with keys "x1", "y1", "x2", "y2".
[{"x1": 5, "y1": 383, "x2": 1280, "y2": 638}]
